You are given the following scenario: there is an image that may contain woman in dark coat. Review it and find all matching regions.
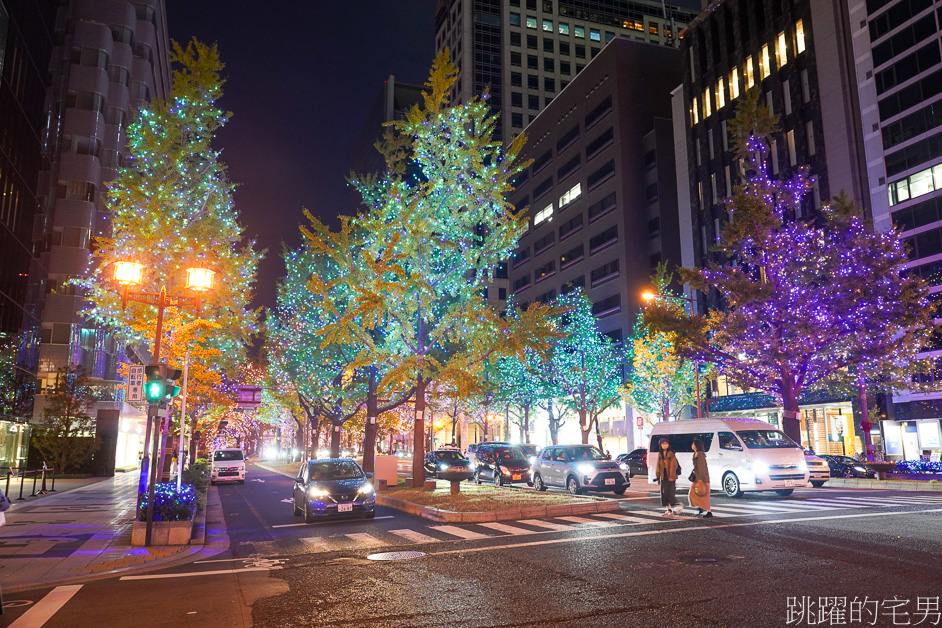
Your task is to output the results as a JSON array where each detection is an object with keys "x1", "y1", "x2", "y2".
[
  {"x1": 688, "y1": 438, "x2": 713, "y2": 518},
  {"x1": 655, "y1": 438, "x2": 683, "y2": 516}
]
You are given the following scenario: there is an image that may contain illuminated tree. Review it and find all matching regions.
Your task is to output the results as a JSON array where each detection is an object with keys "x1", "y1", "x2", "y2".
[
  {"x1": 645, "y1": 88, "x2": 939, "y2": 445},
  {"x1": 305, "y1": 52, "x2": 556, "y2": 485},
  {"x1": 496, "y1": 345, "x2": 547, "y2": 443},
  {"x1": 81, "y1": 39, "x2": 261, "y2": 387},
  {"x1": 31, "y1": 364, "x2": 99, "y2": 473},
  {"x1": 546, "y1": 290, "x2": 624, "y2": 445}
]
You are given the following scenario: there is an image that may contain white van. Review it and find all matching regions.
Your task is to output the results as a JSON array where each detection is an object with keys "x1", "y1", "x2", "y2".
[
  {"x1": 647, "y1": 417, "x2": 810, "y2": 497},
  {"x1": 211, "y1": 448, "x2": 246, "y2": 485}
]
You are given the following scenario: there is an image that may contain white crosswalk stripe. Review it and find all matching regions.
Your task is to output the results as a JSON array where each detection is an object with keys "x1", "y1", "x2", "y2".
[
  {"x1": 595, "y1": 512, "x2": 659, "y2": 524},
  {"x1": 478, "y1": 522, "x2": 535, "y2": 535},
  {"x1": 388, "y1": 529, "x2": 441, "y2": 544},
  {"x1": 344, "y1": 533, "x2": 385, "y2": 547},
  {"x1": 556, "y1": 515, "x2": 618, "y2": 527},
  {"x1": 517, "y1": 519, "x2": 576, "y2": 531},
  {"x1": 428, "y1": 525, "x2": 489, "y2": 540},
  {"x1": 299, "y1": 536, "x2": 329, "y2": 551}
]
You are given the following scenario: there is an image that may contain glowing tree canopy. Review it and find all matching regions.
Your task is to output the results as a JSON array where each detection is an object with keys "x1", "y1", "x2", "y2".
[
  {"x1": 645, "y1": 88, "x2": 939, "y2": 445},
  {"x1": 82, "y1": 39, "x2": 261, "y2": 376}
]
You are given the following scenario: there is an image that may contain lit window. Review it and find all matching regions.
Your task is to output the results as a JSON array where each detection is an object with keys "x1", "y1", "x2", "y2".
[
  {"x1": 910, "y1": 169, "x2": 935, "y2": 198},
  {"x1": 729, "y1": 68, "x2": 740, "y2": 99},
  {"x1": 526, "y1": 16, "x2": 537, "y2": 29},
  {"x1": 559, "y1": 183, "x2": 582, "y2": 207},
  {"x1": 716, "y1": 81, "x2": 725, "y2": 109},
  {"x1": 649, "y1": 24, "x2": 658, "y2": 35},
  {"x1": 534, "y1": 204, "x2": 553, "y2": 225},
  {"x1": 795, "y1": 20, "x2": 805, "y2": 54},
  {"x1": 575, "y1": 25, "x2": 585, "y2": 38},
  {"x1": 760, "y1": 44, "x2": 771, "y2": 78},
  {"x1": 590, "y1": 28, "x2": 600, "y2": 42},
  {"x1": 559, "y1": 22, "x2": 570, "y2": 35},
  {"x1": 543, "y1": 19, "x2": 553, "y2": 32},
  {"x1": 691, "y1": 97, "x2": 699, "y2": 125},
  {"x1": 745, "y1": 57, "x2": 755, "y2": 89},
  {"x1": 776, "y1": 31, "x2": 787, "y2": 68},
  {"x1": 702, "y1": 88, "x2": 711, "y2": 118}
]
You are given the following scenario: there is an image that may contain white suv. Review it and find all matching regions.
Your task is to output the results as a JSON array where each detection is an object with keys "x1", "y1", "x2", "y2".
[{"x1": 211, "y1": 448, "x2": 246, "y2": 485}]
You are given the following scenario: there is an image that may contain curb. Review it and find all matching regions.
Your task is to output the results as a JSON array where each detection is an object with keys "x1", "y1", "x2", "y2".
[
  {"x1": 824, "y1": 478, "x2": 942, "y2": 491},
  {"x1": 375, "y1": 493, "x2": 621, "y2": 522}
]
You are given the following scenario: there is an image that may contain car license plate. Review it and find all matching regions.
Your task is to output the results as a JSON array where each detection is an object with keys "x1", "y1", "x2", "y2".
[
  {"x1": 512, "y1": 474, "x2": 521, "y2": 481},
  {"x1": 338, "y1": 503, "x2": 353, "y2": 512},
  {"x1": 605, "y1": 478, "x2": 616, "y2": 485},
  {"x1": 785, "y1": 480, "x2": 802, "y2": 487}
]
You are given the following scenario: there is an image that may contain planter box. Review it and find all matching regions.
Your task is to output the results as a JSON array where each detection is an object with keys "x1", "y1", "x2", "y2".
[{"x1": 131, "y1": 519, "x2": 193, "y2": 546}]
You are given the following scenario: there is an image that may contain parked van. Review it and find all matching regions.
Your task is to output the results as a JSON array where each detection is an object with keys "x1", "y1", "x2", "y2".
[
  {"x1": 211, "y1": 448, "x2": 246, "y2": 485},
  {"x1": 647, "y1": 417, "x2": 809, "y2": 497}
]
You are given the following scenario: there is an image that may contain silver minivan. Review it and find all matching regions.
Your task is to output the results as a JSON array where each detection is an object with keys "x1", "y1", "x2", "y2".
[{"x1": 532, "y1": 444, "x2": 629, "y2": 495}]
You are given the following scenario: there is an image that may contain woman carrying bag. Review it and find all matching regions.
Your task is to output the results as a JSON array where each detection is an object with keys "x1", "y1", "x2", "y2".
[
  {"x1": 689, "y1": 438, "x2": 713, "y2": 518},
  {"x1": 655, "y1": 438, "x2": 683, "y2": 517}
]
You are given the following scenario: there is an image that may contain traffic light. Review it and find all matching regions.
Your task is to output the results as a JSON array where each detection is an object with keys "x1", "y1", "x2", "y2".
[{"x1": 142, "y1": 364, "x2": 183, "y2": 406}]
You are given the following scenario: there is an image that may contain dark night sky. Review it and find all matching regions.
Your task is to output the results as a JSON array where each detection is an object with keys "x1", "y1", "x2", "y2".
[
  {"x1": 164, "y1": 1, "x2": 439, "y2": 312},
  {"x1": 164, "y1": 2, "x2": 700, "y2": 313}
]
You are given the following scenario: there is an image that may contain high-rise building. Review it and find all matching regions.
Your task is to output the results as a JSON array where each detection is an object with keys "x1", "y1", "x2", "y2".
[
  {"x1": 434, "y1": 0, "x2": 699, "y2": 141},
  {"x1": 33, "y1": 0, "x2": 170, "y2": 422},
  {"x1": 0, "y1": 0, "x2": 57, "y2": 468},
  {"x1": 673, "y1": 0, "x2": 869, "y2": 453},
  {"x1": 507, "y1": 36, "x2": 682, "y2": 449},
  {"x1": 847, "y1": 0, "x2": 942, "y2": 461}
]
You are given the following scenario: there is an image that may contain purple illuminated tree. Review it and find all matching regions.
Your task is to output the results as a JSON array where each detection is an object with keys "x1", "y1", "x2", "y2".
[{"x1": 645, "y1": 88, "x2": 939, "y2": 447}]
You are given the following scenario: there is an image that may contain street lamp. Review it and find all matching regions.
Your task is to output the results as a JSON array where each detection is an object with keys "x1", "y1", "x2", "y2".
[{"x1": 642, "y1": 289, "x2": 702, "y2": 419}]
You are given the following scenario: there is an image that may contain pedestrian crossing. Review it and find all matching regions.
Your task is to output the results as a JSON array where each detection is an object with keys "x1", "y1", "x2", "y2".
[{"x1": 270, "y1": 493, "x2": 942, "y2": 557}]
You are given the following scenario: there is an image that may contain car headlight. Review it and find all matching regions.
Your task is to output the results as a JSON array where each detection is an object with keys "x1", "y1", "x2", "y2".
[
  {"x1": 439, "y1": 463, "x2": 448, "y2": 471},
  {"x1": 308, "y1": 487, "x2": 329, "y2": 499},
  {"x1": 618, "y1": 463, "x2": 629, "y2": 472},
  {"x1": 798, "y1": 460, "x2": 808, "y2": 471},
  {"x1": 529, "y1": 456, "x2": 537, "y2": 465},
  {"x1": 853, "y1": 466, "x2": 866, "y2": 472},
  {"x1": 577, "y1": 464, "x2": 595, "y2": 475},
  {"x1": 750, "y1": 461, "x2": 769, "y2": 474},
  {"x1": 358, "y1": 483, "x2": 374, "y2": 496}
]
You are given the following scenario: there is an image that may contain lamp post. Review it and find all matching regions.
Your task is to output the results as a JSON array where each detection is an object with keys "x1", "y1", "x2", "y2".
[
  {"x1": 641, "y1": 289, "x2": 702, "y2": 419},
  {"x1": 113, "y1": 261, "x2": 216, "y2": 546}
]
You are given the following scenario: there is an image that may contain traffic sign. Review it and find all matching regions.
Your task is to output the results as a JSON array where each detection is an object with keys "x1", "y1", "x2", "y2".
[
  {"x1": 238, "y1": 385, "x2": 262, "y2": 408},
  {"x1": 127, "y1": 365, "x2": 145, "y2": 402},
  {"x1": 636, "y1": 416, "x2": 643, "y2": 428}
]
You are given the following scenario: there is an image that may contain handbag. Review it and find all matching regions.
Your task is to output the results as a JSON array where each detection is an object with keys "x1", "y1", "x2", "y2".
[
  {"x1": 688, "y1": 471, "x2": 696, "y2": 483},
  {"x1": 694, "y1": 481, "x2": 708, "y2": 497}
]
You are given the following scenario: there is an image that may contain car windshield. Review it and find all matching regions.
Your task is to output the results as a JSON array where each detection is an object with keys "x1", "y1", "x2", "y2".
[
  {"x1": 737, "y1": 430, "x2": 800, "y2": 449},
  {"x1": 214, "y1": 450, "x2": 243, "y2": 461},
  {"x1": 518, "y1": 444, "x2": 538, "y2": 456},
  {"x1": 493, "y1": 447, "x2": 526, "y2": 461},
  {"x1": 309, "y1": 460, "x2": 364, "y2": 481},
  {"x1": 436, "y1": 451, "x2": 464, "y2": 462},
  {"x1": 566, "y1": 446, "x2": 607, "y2": 460}
]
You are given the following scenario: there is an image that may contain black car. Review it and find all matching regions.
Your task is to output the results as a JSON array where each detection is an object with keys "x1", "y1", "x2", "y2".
[
  {"x1": 473, "y1": 444, "x2": 532, "y2": 486},
  {"x1": 424, "y1": 449, "x2": 472, "y2": 478},
  {"x1": 292, "y1": 458, "x2": 376, "y2": 523},
  {"x1": 821, "y1": 455, "x2": 875, "y2": 478},
  {"x1": 615, "y1": 448, "x2": 648, "y2": 477}
]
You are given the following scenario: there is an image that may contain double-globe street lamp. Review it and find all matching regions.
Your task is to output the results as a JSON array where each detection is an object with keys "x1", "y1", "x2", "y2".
[
  {"x1": 113, "y1": 261, "x2": 216, "y2": 546},
  {"x1": 641, "y1": 289, "x2": 702, "y2": 419}
]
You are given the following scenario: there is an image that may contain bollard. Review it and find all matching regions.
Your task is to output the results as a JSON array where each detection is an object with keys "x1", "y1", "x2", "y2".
[
  {"x1": 30, "y1": 470, "x2": 39, "y2": 497},
  {"x1": 49, "y1": 468, "x2": 57, "y2": 492},
  {"x1": 450, "y1": 480, "x2": 461, "y2": 496},
  {"x1": 17, "y1": 471, "x2": 26, "y2": 500},
  {"x1": 38, "y1": 468, "x2": 47, "y2": 495},
  {"x1": 4, "y1": 471, "x2": 10, "y2": 499}
]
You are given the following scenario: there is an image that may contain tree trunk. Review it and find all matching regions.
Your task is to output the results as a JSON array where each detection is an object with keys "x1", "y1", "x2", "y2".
[
  {"x1": 595, "y1": 415, "x2": 605, "y2": 452},
  {"x1": 330, "y1": 420, "x2": 342, "y2": 457},
  {"x1": 781, "y1": 395, "x2": 802, "y2": 445},
  {"x1": 548, "y1": 399, "x2": 559, "y2": 445},
  {"x1": 362, "y1": 369, "x2": 379, "y2": 473},
  {"x1": 524, "y1": 406, "x2": 530, "y2": 443},
  {"x1": 858, "y1": 367, "x2": 874, "y2": 462},
  {"x1": 579, "y1": 406, "x2": 589, "y2": 444},
  {"x1": 412, "y1": 376, "x2": 427, "y2": 487}
]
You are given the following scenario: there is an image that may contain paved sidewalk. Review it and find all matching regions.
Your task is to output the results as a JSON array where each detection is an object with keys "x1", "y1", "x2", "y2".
[{"x1": 0, "y1": 470, "x2": 229, "y2": 593}]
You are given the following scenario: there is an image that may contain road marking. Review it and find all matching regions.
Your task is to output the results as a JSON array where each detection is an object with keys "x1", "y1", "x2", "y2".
[
  {"x1": 272, "y1": 515, "x2": 393, "y2": 528},
  {"x1": 120, "y1": 567, "x2": 278, "y2": 580},
  {"x1": 9, "y1": 585, "x2": 83, "y2": 628},
  {"x1": 428, "y1": 525, "x2": 489, "y2": 540},
  {"x1": 300, "y1": 537, "x2": 329, "y2": 551},
  {"x1": 595, "y1": 512, "x2": 659, "y2": 524},
  {"x1": 556, "y1": 516, "x2": 618, "y2": 527},
  {"x1": 388, "y1": 529, "x2": 441, "y2": 544},
  {"x1": 280, "y1": 499, "x2": 293, "y2": 504},
  {"x1": 426, "y1": 507, "x2": 942, "y2": 557},
  {"x1": 478, "y1": 522, "x2": 535, "y2": 535},
  {"x1": 345, "y1": 533, "x2": 384, "y2": 547},
  {"x1": 517, "y1": 519, "x2": 575, "y2": 532}
]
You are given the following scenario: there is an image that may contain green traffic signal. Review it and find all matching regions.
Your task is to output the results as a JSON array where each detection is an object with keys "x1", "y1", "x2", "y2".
[{"x1": 144, "y1": 381, "x2": 164, "y2": 402}]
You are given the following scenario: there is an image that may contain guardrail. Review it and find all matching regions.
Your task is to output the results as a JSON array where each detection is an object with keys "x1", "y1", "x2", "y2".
[{"x1": 2, "y1": 467, "x2": 57, "y2": 500}]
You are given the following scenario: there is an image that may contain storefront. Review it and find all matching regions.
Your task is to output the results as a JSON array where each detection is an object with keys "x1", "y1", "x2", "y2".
[
  {"x1": 115, "y1": 413, "x2": 147, "y2": 470},
  {"x1": 0, "y1": 420, "x2": 30, "y2": 472},
  {"x1": 881, "y1": 419, "x2": 942, "y2": 461}
]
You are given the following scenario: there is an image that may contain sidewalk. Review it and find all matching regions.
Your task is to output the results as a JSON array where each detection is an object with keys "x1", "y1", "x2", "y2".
[{"x1": 0, "y1": 470, "x2": 229, "y2": 594}]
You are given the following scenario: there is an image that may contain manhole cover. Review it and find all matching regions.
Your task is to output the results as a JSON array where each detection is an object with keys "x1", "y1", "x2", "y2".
[{"x1": 367, "y1": 551, "x2": 426, "y2": 561}]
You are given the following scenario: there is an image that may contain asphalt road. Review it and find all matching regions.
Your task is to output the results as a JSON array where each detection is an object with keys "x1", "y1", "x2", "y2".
[{"x1": 3, "y1": 462, "x2": 941, "y2": 628}]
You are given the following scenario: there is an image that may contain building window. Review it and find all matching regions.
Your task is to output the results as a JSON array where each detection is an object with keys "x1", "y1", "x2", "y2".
[
  {"x1": 528, "y1": 54, "x2": 538, "y2": 69},
  {"x1": 511, "y1": 51, "x2": 522, "y2": 66},
  {"x1": 702, "y1": 88, "x2": 711, "y2": 118},
  {"x1": 512, "y1": 92, "x2": 523, "y2": 107},
  {"x1": 534, "y1": 204, "x2": 553, "y2": 225},
  {"x1": 528, "y1": 74, "x2": 539, "y2": 89},
  {"x1": 560, "y1": 61, "x2": 571, "y2": 75},
  {"x1": 510, "y1": 12, "x2": 521, "y2": 26},
  {"x1": 647, "y1": 182, "x2": 659, "y2": 204},
  {"x1": 575, "y1": 25, "x2": 585, "y2": 38},
  {"x1": 534, "y1": 231, "x2": 555, "y2": 254},
  {"x1": 511, "y1": 71, "x2": 522, "y2": 86},
  {"x1": 576, "y1": 45, "x2": 586, "y2": 58},
  {"x1": 715, "y1": 81, "x2": 725, "y2": 109},
  {"x1": 512, "y1": 112, "x2": 524, "y2": 127},
  {"x1": 513, "y1": 247, "x2": 531, "y2": 268},
  {"x1": 795, "y1": 20, "x2": 805, "y2": 54},
  {"x1": 559, "y1": 22, "x2": 570, "y2": 35},
  {"x1": 691, "y1": 97, "x2": 699, "y2": 125},
  {"x1": 535, "y1": 260, "x2": 555, "y2": 282},
  {"x1": 776, "y1": 31, "x2": 787, "y2": 68},
  {"x1": 760, "y1": 44, "x2": 771, "y2": 79},
  {"x1": 745, "y1": 57, "x2": 755, "y2": 89},
  {"x1": 559, "y1": 182, "x2": 582, "y2": 207},
  {"x1": 510, "y1": 31, "x2": 522, "y2": 46},
  {"x1": 787, "y1": 130, "x2": 797, "y2": 166},
  {"x1": 801, "y1": 69, "x2": 810, "y2": 103},
  {"x1": 544, "y1": 57, "x2": 554, "y2": 72},
  {"x1": 543, "y1": 19, "x2": 553, "y2": 32},
  {"x1": 588, "y1": 192, "x2": 616, "y2": 222},
  {"x1": 513, "y1": 275, "x2": 531, "y2": 291},
  {"x1": 586, "y1": 127, "x2": 614, "y2": 159},
  {"x1": 729, "y1": 68, "x2": 740, "y2": 100},
  {"x1": 590, "y1": 28, "x2": 600, "y2": 42},
  {"x1": 648, "y1": 24, "x2": 658, "y2": 35},
  {"x1": 544, "y1": 77, "x2": 555, "y2": 92},
  {"x1": 526, "y1": 16, "x2": 537, "y2": 29},
  {"x1": 559, "y1": 215, "x2": 583, "y2": 240},
  {"x1": 495, "y1": 262, "x2": 509, "y2": 279},
  {"x1": 560, "y1": 243, "x2": 584, "y2": 268},
  {"x1": 543, "y1": 38, "x2": 553, "y2": 53},
  {"x1": 528, "y1": 94, "x2": 539, "y2": 110},
  {"x1": 560, "y1": 41, "x2": 570, "y2": 55},
  {"x1": 648, "y1": 217, "x2": 660, "y2": 238},
  {"x1": 561, "y1": 275, "x2": 586, "y2": 295},
  {"x1": 590, "y1": 260, "x2": 619, "y2": 286},
  {"x1": 589, "y1": 225, "x2": 617, "y2": 253},
  {"x1": 536, "y1": 288, "x2": 556, "y2": 304},
  {"x1": 557, "y1": 125, "x2": 580, "y2": 152},
  {"x1": 585, "y1": 96, "x2": 612, "y2": 128},
  {"x1": 587, "y1": 160, "x2": 615, "y2": 190},
  {"x1": 557, "y1": 155, "x2": 580, "y2": 180},
  {"x1": 606, "y1": 31, "x2": 615, "y2": 42},
  {"x1": 591, "y1": 294, "x2": 621, "y2": 317},
  {"x1": 806, "y1": 121, "x2": 816, "y2": 156},
  {"x1": 498, "y1": 287, "x2": 507, "y2": 300}
]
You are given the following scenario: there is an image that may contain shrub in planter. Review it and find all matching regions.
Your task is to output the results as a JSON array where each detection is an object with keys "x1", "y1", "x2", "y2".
[
  {"x1": 182, "y1": 461, "x2": 210, "y2": 510},
  {"x1": 894, "y1": 460, "x2": 942, "y2": 475},
  {"x1": 138, "y1": 483, "x2": 197, "y2": 521}
]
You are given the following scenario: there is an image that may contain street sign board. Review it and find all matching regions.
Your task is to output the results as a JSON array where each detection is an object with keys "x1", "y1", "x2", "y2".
[
  {"x1": 238, "y1": 385, "x2": 262, "y2": 408},
  {"x1": 127, "y1": 365, "x2": 144, "y2": 402},
  {"x1": 636, "y1": 416, "x2": 643, "y2": 428}
]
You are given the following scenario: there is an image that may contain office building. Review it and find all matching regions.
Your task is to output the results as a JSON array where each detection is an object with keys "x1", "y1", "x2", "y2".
[
  {"x1": 673, "y1": 0, "x2": 869, "y2": 454},
  {"x1": 507, "y1": 36, "x2": 682, "y2": 450},
  {"x1": 847, "y1": 0, "x2": 942, "y2": 461},
  {"x1": 434, "y1": 0, "x2": 699, "y2": 141},
  {"x1": 0, "y1": 0, "x2": 57, "y2": 470}
]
